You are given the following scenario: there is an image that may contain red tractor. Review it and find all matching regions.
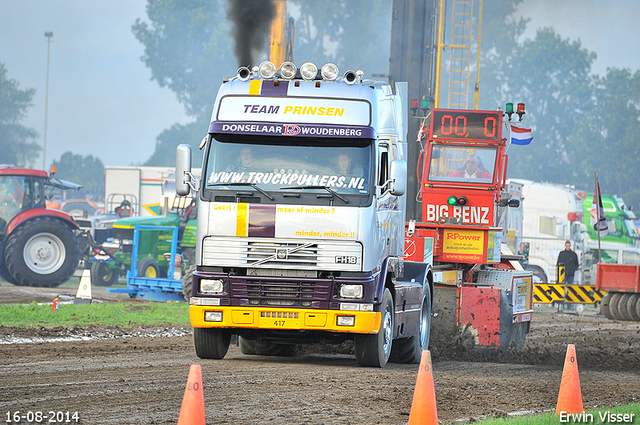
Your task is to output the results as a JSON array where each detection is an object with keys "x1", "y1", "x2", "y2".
[{"x1": 0, "y1": 166, "x2": 82, "y2": 287}]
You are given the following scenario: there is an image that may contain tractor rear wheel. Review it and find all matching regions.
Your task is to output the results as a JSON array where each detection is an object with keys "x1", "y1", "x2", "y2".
[
  {"x1": 0, "y1": 260, "x2": 18, "y2": 285},
  {"x1": 4, "y1": 217, "x2": 79, "y2": 287}
]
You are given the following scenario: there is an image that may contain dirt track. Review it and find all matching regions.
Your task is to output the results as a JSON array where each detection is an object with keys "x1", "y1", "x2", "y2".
[{"x1": 1, "y1": 285, "x2": 639, "y2": 424}]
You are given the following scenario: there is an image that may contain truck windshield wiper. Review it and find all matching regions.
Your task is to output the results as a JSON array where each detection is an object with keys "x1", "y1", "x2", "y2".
[
  {"x1": 281, "y1": 185, "x2": 349, "y2": 204},
  {"x1": 209, "y1": 182, "x2": 274, "y2": 200}
]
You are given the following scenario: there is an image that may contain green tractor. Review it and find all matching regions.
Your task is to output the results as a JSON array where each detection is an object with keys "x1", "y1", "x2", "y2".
[{"x1": 86, "y1": 196, "x2": 197, "y2": 293}]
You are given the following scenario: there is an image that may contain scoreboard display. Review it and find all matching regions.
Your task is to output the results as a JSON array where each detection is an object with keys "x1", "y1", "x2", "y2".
[{"x1": 431, "y1": 109, "x2": 502, "y2": 141}]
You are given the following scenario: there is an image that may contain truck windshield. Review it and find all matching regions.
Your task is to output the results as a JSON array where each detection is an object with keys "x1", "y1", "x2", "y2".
[
  {"x1": 204, "y1": 138, "x2": 372, "y2": 195},
  {"x1": 427, "y1": 145, "x2": 497, "y2": 183}
]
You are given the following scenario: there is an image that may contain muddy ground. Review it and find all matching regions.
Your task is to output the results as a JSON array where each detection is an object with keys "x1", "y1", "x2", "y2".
[{"x1": 1, "y1": 284, "x2": 639, "y2": 424}]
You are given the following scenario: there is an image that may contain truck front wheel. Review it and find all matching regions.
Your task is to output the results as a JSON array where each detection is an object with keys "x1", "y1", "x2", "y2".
[
  {"x1": 193, "y1": 327, "x2": 231, "y2": 359},
  {"x1": 355, "y1": 288, "x2": 393, "y2": 367},
  {"x1": 4, "y1": 217, "x2": 79, "y2": 287},
  {"x1": 390, "y1": 284, "x2": 432, "y2": 364}
]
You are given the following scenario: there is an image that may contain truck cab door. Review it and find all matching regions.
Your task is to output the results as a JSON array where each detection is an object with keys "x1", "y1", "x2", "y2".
[{"x1": 376, "y1": 142, "x2": 403, "y2": 257}]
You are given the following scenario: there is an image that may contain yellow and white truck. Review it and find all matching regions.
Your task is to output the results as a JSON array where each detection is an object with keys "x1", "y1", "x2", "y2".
[{"x1": 176, "y1": 61, "x2": 433, "y2": 367}]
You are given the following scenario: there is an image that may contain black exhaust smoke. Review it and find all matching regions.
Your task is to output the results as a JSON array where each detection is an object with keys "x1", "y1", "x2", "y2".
[{"x1": 227, "y1": 0, "x2": 276, "y2": 67}]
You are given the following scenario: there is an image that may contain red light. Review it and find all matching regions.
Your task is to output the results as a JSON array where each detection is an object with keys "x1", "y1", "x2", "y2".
[
  {"x1": 517, "y1": 103, "x2": 525, "y2": 113},
  {"x1": 410, "y1": 99, "x2": 419, "y2": 108}
]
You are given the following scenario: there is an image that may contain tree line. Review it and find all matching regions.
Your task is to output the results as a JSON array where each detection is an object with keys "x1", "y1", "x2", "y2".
[{"x1": 1, "y1": 0, "x2": 638, "y2": 209}]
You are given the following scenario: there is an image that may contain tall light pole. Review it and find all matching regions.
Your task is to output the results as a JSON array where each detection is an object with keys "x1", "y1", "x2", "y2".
[{"x1": 43, "y1": 31, "x2": 53, "y2": 170}]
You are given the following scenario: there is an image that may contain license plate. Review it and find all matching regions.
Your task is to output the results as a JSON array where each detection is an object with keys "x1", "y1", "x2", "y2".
[{"x1": 259, "y1": 311, "x2": 301, "y2": 328}]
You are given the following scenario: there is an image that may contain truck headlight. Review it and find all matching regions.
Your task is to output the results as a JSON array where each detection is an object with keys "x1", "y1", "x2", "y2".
[
  {"x1": 336, "y1": 315, "x2": 355, "y2": 326},
  {"x1": 204, "y1": 311, "x2": 223, "y2": 322},
  {"x1": 339, "y1": 284, "x2": 363, "y2": 299},
  {"x1": 201, "y1": 279, "x2": 224, "y2": 294}
]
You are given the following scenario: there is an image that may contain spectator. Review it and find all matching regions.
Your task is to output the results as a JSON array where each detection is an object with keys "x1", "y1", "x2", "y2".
[{"x1": 557, "y1": 240, "x2": 579, "y2": 284}]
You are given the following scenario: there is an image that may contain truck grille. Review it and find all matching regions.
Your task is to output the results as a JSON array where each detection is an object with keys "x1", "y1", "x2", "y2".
[
  {"x1": 233, "y1": 278, "x2": 331, "y2": 307},
  {"x1": 202, "y1": 237, "x2": 362, "y2": 271}
]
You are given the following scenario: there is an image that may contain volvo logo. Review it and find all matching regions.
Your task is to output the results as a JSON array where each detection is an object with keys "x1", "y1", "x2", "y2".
[{"x1": 276, "y1": 248, "x2": 288, "y2": 260}]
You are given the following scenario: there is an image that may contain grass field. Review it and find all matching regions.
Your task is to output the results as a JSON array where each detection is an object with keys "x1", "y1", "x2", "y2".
[{"x1": 0, "y1": 301, "x2": 190, "y2": 328}]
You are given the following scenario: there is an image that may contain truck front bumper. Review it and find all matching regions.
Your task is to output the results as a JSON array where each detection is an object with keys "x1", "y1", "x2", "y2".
[{"x1": 189, "y1": 302, "x2": 381, "y2": 334}]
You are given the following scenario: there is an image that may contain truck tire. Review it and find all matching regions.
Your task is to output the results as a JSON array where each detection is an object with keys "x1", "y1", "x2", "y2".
[
  {"x1": 4, "y1": 217, "x2": 79, "y2": 287},
  {"x1": 617, "y1": 293, "x2": 633, "y2": 321},
  {"x1": 389, "y1": 284, "x2": 432, "y2": 364},
  {"x1": 600, "y1": 292, "x2": 614, "y2": 320},
  {"x1": 634, "y1": 295, "x2": 640, "y2": 322},
  {"x1": 608, "y1": 292, "x2": 624, "y2": 320},
  {"x1": 90, "y1": 262, "x2": 118, "y2": 286},
  {"x1": 627, "y1": 294, "x2": 640, "y2": 322},
  {"x1": 355, "y1": 288, "x2": 393, "y2": 367},
  {"x1": 182, "y1": 265, "x2": 196, "y2": 302},
  {"x1": 239, "y1": 337, "x2": 297, "y2": 356},
  {"x1": 193, "y1": 327, "x2": 231, "y2": 359},
  {"x1": 137, "y1": 257, "x2": 160, "y2": 278}
]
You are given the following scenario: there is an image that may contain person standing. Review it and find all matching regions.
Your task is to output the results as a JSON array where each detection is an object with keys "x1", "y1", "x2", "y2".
[{"x1": 557, "y1": 240, "x2": 579, "y2": 284}]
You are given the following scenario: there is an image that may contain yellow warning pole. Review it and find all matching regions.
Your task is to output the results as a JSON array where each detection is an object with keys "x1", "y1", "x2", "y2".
[
  {"x1": 433, "y1": 0, "x2": 446, "y2": 108},
  {"x1": 473, "y1": 0, "x2": 483, "y2": 109}
]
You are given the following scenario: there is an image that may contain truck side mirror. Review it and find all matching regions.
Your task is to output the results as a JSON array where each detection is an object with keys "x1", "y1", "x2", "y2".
[
  {"x1": 388, "y1": 159, "x2": 406, "y2": 196},
  {"x1": 176, "y1": 144, "x2": 193, "y2": 196}
]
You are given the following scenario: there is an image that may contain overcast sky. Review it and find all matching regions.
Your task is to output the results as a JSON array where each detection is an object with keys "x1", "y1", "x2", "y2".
[{"x1": 1, "y1": 0, "x2": 639, "y2": 169}]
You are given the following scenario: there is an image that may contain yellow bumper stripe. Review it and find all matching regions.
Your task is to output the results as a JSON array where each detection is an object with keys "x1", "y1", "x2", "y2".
[{"x1": 190, "y1": 305, "x2": 381, "y2": 334}]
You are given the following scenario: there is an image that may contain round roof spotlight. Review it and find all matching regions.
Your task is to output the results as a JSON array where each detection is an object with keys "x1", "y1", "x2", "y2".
[
  {"x1": 321, "y1": 63, "x2": 339, "y2": 81},
  {"x1": 280, "y1": 61, "x2": 297, "y2": 80},
  {"x1": 344, "y1": 70, "x2": 357, "y2": 85},
  {"x1": 237, "y1": 66, "x2": 251, "y2": 81},
  {"x1": 258, "y1": 61, "x2": 277, "y2": 79},
  {"x1": 355, "y1": 69, "x2": 365, "y2": 80},
  {"x1": 300, "y1": 62, "x2": 318, "y2": 81}
]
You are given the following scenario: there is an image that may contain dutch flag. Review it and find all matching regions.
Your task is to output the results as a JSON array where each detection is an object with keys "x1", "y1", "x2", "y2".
[{"x1": 510, "y1": 126, "x2": 533, "y2": 145}]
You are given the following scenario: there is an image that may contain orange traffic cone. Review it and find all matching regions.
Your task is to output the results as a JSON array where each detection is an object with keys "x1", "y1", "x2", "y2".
[
  {"x1": 555, "y1": 344, "x2": 584, "y2": 415},
  {"x1": 408, "y1": 350, "x2": 439, "y2": 425},
  {"x1": 177, "y1": 364, "x2": 206, "y2": 425}
]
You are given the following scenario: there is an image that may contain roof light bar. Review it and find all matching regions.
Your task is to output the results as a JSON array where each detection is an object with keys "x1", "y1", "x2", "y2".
[
  {"x1": 300, "y1": 62, "x2": 318, "y2": 81},
  {"x1": 321, "y1": 63, "x2": 339, "y2": 81},
  {"x1": 280, "y1": 62, "x2": 297, "y2": 80},
  {"x1": 258, "y1": 61, "x2": 277, "y2": 79}
]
